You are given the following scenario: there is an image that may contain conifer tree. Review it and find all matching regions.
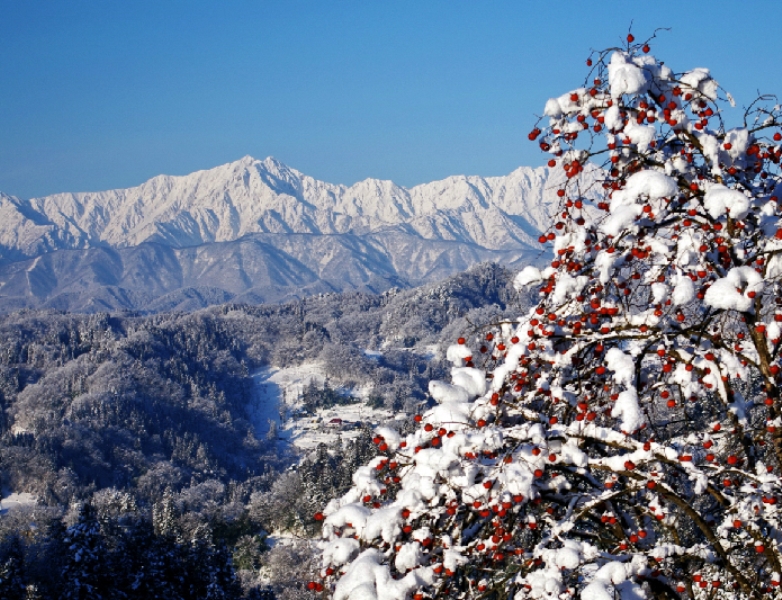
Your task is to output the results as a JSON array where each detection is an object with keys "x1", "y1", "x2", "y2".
[
  {"x1": 61, "y1": 504, "x2": 109, "y2": 600},
  {"x1": 186, "y1": 524, "x2": 242, "y2": 600},
  {"x1": 0, "y1": 534, "x2": 27, "y2": 600}
]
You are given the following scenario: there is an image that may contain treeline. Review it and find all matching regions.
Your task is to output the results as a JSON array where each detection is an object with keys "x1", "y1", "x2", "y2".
[
  {"x1": 0, "y1": 498, "x2": 244, "y2": 600},
  {"x1": 0, "y1": 425, "x2": 378, "y2": 598}
]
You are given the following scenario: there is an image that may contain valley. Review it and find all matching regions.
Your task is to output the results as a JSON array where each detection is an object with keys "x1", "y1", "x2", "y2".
[{"x1": 0, "y1": 262, "x2": 529, "y2": 597}]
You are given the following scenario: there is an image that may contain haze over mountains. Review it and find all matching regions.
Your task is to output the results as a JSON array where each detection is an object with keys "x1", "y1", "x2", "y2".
[{"x1": 0, "y1": 156, "x2": 573, "y2": 312}]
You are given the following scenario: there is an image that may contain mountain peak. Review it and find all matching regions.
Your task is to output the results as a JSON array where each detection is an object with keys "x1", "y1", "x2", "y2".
[
  {"x1": 220, "y1": 155, "x2": 289, "y2": 174},
  {"x1": 260, "y1": 155, "x2": 283, "y2": 167}
]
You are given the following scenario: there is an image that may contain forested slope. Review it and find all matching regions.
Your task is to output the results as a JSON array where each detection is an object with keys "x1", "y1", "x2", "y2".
[{"x1": 0, "y1": 262, "x2": 528, "y2": 598}]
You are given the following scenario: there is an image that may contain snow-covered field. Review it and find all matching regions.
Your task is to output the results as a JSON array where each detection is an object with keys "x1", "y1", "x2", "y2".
[
  {"x1": 248, "y1": 363, "x2": 396, "y2": 452},
  {"x1": 285, "y1": 401, "x2": 396, "y2": 450},
  {"x1": 0, "y1": 492, "x2": 36, "y2": 514},
  {"x1": 248, "y1": 363, "x2": 326, "y2": 441}
]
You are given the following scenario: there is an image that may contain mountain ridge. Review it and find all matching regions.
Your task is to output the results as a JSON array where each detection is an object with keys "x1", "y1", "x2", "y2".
[
  {"x1": 0, "y1": 157, "x2": 590, "y2": 312},
  {"x1": 0, "y1": 156, "x2": 562, "y2": 257}
]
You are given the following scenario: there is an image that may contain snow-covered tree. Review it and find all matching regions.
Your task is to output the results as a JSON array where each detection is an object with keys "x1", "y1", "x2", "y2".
[
  {"x1": 317, "y1": 33, "x2": 782, "y2": 600},
  {"x1": 0, "y1": 534, "x2": 26, "y2": 600},
  {"x1": 61, "y1": 504, "x2": 109, "y2": 600}
]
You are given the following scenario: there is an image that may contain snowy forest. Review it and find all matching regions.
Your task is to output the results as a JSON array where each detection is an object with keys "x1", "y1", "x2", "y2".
[{"x1": 0, "y1": 263, "x2": 526, "y2": 598}]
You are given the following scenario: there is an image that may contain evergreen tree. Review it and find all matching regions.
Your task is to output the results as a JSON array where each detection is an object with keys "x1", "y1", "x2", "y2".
[
  {"x1": 24, "y1": 516, "x2": 67, "y2": 600},
  {"x1": 152, "y1": 488, "x2": 179, "y2": 539},
  {"x1": 60, "y1": 504, "x2": 109, "y2": 600},
  {"x1": 0, "y1": 533, "x2": 27, "y2": 600},
  {"x1": 148, "y1": 489, "x2": 190, "y2": 599},
  {"x1": 186, "y1": 524, "x2": 242, "y2": 600}
]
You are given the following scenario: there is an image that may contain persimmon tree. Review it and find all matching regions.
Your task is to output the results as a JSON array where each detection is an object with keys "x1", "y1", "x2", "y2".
[{"x1": 317, "y1": 33, "x2": 782, "y2": 600}]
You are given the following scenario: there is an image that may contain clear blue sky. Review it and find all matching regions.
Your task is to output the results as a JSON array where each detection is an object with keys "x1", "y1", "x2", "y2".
[{"x1": 2, "y1": 1, "x2": 781, "y2": 198}]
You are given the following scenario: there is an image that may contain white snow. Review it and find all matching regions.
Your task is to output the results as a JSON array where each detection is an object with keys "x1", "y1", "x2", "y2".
[
  {"x1": 671, "y1": 277, "x2": 695, "y2": 306},
  {"x1": 543, "y1": 89, "x2": 585, "y2": 118},
  {"x1": 248, "y1": 364, "x2": 325, "y2": 440},
  {"x1": 428, "y1": 380, "x2": 469, "y2": 404},
  {"x1": 2, "y1": 157, "x2": 596, "y2": 263},
  {"x1": 651, "y1": 282, "x2": 669, "y2": 304},
  {"x1": 601, "y1": 170, "x2": 677, "y2": 237},
  {"x1": 289, "y1": 403, "x2": 395, "y2": 450},
  {"x1": 446, "y1": 343, "x2": 473, "y2": 365},
  {"x1": 582, "y1": 557, "x2": 648, "y2": 600},
  {"x1": 612, "y1": 170, "x2": 678, "y2": 205},
  {"x1": 704, "y1": 184, "x2": 750, "y2": 219},
  {"x1": 394, "y1": 543, "x2": 424, "y2": 572},
  {"x1": 604, "y1": 106, "x2": 623, "y2": 131},
  {"x1": 0, "y1": 492, "x2": 36, "y2": 514},
  {"x1": 611, "y1": 389, "x2": 645, "y2": 434},
  {"x1": 514, "y1": 265, "x2": 543, "y2": 289},
  {"x1": 332, "y1": 549, "x2": 433, "y2": 600},
  {"x1": 624, "y1": 121, "x2": 656, "y2": 151},
  {"x1": 605, "y1": 348, "x2": 636, "y2": 387},
  {"x1": 323, "y1": 538, "x2": 360, "y2": 566},
  {"x1": 607, "y1": 52, "x2": 650, "y2": 98},
  {"x1": 680, "y1": 68, "x2": 719, "y2": 100},
  {"x1": 723, "y1": 128, "x2": 751, "y2": 162},
  {"x1": 703, "y1": 266, "x2": 763, "y2": 312},
  {"x1": 601, "y1": 205, "x2": 642, "y2": 238},
  {"x1": 552, "y1": 272, "x2": 588, "y2": 304},
  {"x1": 450, "y1": 367, "x2": 487, "y2": 398}
]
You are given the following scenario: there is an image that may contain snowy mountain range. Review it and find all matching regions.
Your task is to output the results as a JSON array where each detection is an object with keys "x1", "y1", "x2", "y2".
[{"x1": 0, "y1": 156, "x2": 576, "y2": 312}]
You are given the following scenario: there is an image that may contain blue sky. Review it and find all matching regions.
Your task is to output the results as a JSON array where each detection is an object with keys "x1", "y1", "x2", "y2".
[{"x1": 2, "y1": 1, "x2": 781, "y2": 198}]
